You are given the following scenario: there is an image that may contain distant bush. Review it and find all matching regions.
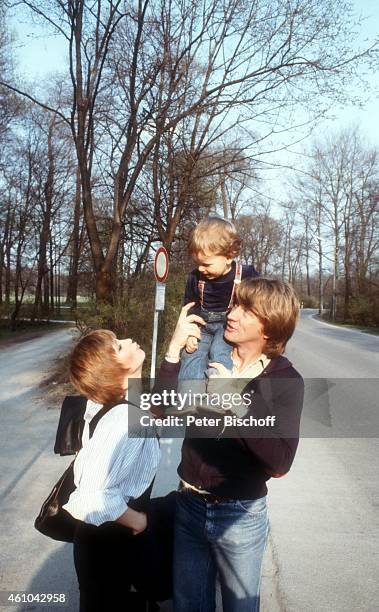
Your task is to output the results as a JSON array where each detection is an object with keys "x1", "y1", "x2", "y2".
[
  {"x1": 349, "y1": 296, "x2": 379, "y2": 327},
  {"x1": 0, "y1": 303, "x2": 11, "y2": 319},
  {"x1": 300, "y1": 297, "x2": 319, "y2": 308}
]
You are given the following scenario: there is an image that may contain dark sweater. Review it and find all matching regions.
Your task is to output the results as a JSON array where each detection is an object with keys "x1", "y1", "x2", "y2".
[
  {"x1": 184, "y1": 261, "x2": 259, "y2": 313},
  {"x1": 156, "y1": 356, "x2": 304, "y2": 499}
]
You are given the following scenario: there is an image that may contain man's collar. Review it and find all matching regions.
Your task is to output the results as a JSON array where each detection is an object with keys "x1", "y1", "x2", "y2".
[{"x1": 232, "y1": 353, "x2": 270, "y2": 376}]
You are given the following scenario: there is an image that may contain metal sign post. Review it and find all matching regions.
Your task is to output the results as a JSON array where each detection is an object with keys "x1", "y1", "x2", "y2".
[{"x1": 150, "y1": 247, "x2": 169, "y2": 381}]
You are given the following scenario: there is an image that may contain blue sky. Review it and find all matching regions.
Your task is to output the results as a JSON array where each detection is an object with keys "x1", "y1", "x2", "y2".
[{"x1": 10, "y1": 0, "x2": 378, "y2": 136}]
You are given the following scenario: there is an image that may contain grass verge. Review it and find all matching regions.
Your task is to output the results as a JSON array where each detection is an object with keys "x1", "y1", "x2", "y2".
[
  {"x1": 316, "y1": 314, "x2": 379, "y2": 336},
  {"x1": 0, "y1": 320, "x2": 73, "y2": 346}
]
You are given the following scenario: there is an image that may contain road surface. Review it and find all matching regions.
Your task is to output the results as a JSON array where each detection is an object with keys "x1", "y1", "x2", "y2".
[
  {"x1": 0, "y1": 312, "x2": 378, "y2": 611},
  {"x1": 264, "y1": 310, "x2": 379, "y2": 612},
  {"x1": 0, "y1": 329, "x2": 79, "y2": 611}
]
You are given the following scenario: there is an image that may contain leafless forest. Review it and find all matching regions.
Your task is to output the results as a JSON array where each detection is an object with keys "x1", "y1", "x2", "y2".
[{"x1": 0, "y1": 1, "x2": 378, "y2": 334}]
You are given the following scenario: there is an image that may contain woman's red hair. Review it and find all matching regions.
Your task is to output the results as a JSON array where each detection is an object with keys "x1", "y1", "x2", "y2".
[{"x1": 69, "y1": 330, "x2": 130, "y2": 404}]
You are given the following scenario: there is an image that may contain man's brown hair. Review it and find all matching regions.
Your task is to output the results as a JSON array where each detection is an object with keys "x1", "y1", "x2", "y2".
[
  {"x1": 236, "y1": 278, "x2": 300, "y2": 358},
  {"x1": 188, "y1": 217, "x2": 241, "y2": 258},
  {"x1": 69, "y1": 330, "x2": 130, "y2": 405}
]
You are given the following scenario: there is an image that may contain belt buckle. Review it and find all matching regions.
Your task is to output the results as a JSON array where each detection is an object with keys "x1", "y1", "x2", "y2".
[
  {"x1": 207, "y1": 311, "x2": 227, "y2": 323},
  {"x1": 181, "y1": 485, "x2": 222, "y2": 504},
  {"x1": 202, "y1": 493, "x2": 220, "y2": 504}
]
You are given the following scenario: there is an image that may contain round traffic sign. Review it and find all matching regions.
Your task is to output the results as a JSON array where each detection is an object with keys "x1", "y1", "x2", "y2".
[{"x1": 154, "y1": 246, "x2": 169, "y2": 282}]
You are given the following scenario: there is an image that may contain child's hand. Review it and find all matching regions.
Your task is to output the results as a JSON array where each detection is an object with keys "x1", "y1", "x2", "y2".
[{"x1": 186, "y1": 336, "x2": 198, "y2": 353}]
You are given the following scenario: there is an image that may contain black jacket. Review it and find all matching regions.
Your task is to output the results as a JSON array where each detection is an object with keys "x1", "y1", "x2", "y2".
[{"x1": 157, "y1": 355, "x2": 304, "y2": 499}]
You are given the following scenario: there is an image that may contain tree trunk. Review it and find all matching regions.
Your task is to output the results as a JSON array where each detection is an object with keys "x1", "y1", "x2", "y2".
[
  {"x1": 318, "y1": 240, "x2": 323, "y2": 315},
  {"x1": 34, "y1": 116, "x2": 55, "y2": 318},
  {"x1": 343, "y1": 270, "x2": 351, "y2": 320},
  {"x1": 220, "y1": 176, "x2": 229, "y2": 219},
  {"x1": 0, "y1": 200, "x2": 12, "y2": 305},
  {"x1": 331, "y1": 244, "x2": 339, "y2": 321},
  {"x1": 4, "y1": 203, "x2": 13, "y2": 305},
  {"x1": 49, "y1": 237, "x2": 54, "y2": 311},
  {"x1": 305, "y1": 219, "x2": 311, "y2": 297},
  {"x1": 66, "y1": 167, "x2": 82, "y2": 307},
  {"x1": 95, "y1": 267, "x2": 115, "y2": 303},
  {"x1": 11, "y1": 238, "x2": 24, "y2": 330},
  {"x1": 33, "y1": 215, "x2": 50, "y2": 318}
]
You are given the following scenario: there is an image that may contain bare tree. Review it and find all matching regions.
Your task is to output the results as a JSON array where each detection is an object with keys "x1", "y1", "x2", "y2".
[
  {"x1": 66, "y1": 167, "x2": 85, "y2": 306},
  {"x1": 0, "y1": 8, "x2": 21, "y2": 150},
  {"x1": 2, "y1": 0, "x2": 377, "y2": 302},
  {"x1": 8, "y1": 142, "x2": 37, "y2": 326},
  {"x1": 289, "y1": 128, "x2": 379, "y2": 320},
  {"x1": 235, "y1": 205, "x2": 283, "y2": 274},
  {"x1": 30, "y1": 110, "x2": 75, "y2": 316}
]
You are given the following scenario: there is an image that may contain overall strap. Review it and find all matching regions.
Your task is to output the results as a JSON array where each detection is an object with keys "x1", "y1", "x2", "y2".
[
  {"x1": 198, "y1": 279, "x2": 205, "y2": 307},
  {"x1": 198, "y1": 263, "x2": 242, "y2": 309},
  {"x1": 227, "y1": 262, "x2": 242, "y2": 309}
]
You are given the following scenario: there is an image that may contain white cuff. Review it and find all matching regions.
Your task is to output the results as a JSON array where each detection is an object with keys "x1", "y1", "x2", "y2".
[
  {"x1": 63, "y1": 489, "x2": 129, "y2": 526},
  {"x1": 165, "y1": 354, "x2": 180, "y2": 363}
]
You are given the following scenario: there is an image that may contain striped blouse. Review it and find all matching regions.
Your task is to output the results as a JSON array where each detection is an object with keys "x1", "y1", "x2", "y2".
[{"x1": 63, "y1": 398, "x2": 161, "y2": 526}]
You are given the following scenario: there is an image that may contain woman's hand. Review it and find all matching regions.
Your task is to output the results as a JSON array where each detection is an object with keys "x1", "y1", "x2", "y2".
[
  {"x1": 116, "y1": 507, "x2": 147, "y2": 535},
  {"x1": 166, "y1": 303, "x2": 205, "y2": 361},
  {"x1": 131, "y1": 511, "x2": 147, "y2": 536}
]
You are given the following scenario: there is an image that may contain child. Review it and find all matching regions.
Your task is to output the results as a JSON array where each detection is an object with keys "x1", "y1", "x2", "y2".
[{"x1": 178, "y1": 217, "x2": 258, "y2": 381}]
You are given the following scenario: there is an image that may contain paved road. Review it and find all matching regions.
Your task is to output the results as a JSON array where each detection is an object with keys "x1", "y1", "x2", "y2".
[
  {"x1": 266, "y1": 310, "x2": 379, "y2": 612},
  {"x1": 0, "y1": 313, "x2": 378, "y2": 611},
  {"x1": 0, "y1": 329, "x2": 79, "y2": 611}
]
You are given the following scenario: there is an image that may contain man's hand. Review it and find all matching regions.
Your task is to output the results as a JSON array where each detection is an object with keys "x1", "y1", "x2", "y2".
[
  {"x1": 185, "y1": 336, "x2": 198, "y2": 354},
  {"x1": 166, "y1": 302, "x2": 205, "y2": 361},
  {"x1": 205, "y1": 361, "x2": 251, "y2": 417}
]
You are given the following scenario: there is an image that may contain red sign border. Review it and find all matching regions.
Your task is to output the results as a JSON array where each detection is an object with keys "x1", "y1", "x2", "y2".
[{"x1": 154, "y1": 246, "x2": 169, "y2": 282}]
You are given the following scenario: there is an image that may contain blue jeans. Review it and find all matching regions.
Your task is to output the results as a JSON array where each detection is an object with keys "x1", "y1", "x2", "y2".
[
  {"x1": 174, "y1": 491, "x2": 269, "y2": 612},
  {"x1": 179, "y1": 320, "x2": 233, "y2": 381}
]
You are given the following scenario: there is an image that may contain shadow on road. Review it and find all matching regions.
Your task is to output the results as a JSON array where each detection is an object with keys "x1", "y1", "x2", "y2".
[
  {"x1": 18, "y1": 545, "x2": 78, "y2": 612},
  {"x1": 315, "y1": 324, "x2": 379, "y2": 353}
]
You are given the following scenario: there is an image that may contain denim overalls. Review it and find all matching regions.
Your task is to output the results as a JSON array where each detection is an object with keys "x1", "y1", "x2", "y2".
[{"x1": 179, "y1": 263, "x2": 242, "y2": 381}]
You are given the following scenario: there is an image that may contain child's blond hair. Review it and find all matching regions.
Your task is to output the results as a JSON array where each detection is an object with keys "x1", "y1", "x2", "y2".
[{"x1": 188, "y1": 217, "x2": 241, "y2": 258}]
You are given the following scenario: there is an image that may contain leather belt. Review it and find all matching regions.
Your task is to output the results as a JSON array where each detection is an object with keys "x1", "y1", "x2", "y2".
[
  {"x1": 181, "y1": 486, "x2": 234, "y2": 505},
  {"x1": 200, "y1": 309, "x2": 228, "y2": 323}
]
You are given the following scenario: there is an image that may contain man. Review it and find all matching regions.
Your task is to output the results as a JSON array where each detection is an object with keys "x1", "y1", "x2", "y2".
[{"x1": 158, "y1": 277, "x2": 304, "y2": 612}]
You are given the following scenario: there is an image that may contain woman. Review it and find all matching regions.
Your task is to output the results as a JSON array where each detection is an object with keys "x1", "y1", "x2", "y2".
[{"x1": 63, "y1": 313, "x2": 202, "y2": 612}]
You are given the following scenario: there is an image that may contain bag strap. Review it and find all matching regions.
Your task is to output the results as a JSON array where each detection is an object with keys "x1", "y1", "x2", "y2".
[
  {"x1": 88, "y1": 399, "x2": 129, "y2": 439},
  {"x1": 88, "y1": 398, "x2": 157, "y2": 442}
]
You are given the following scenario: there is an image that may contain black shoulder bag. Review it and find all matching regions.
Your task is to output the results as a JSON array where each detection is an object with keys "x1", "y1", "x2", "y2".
[
  {"x1": 34, "y1": 398, "x2": 123, "y2": 543},
  {"x1": 53, "y1": 395, "x2": 87, "y2": 456}
]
